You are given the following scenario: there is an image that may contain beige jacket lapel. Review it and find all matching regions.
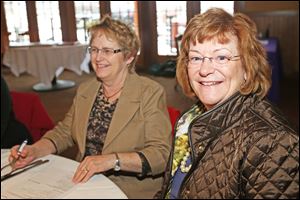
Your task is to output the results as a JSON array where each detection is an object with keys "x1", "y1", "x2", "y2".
[
  {"x1": 103, "y1": 72, "x2": 141, "y2": 151},
  {"x1": 76, "y1": 78, "x2": 101, "y2": 156}
]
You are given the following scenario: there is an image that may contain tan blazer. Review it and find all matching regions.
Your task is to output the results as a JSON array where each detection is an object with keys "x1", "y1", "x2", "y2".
[{"x1": 43, "y1": 72, "x2": 172, "y2": 198}]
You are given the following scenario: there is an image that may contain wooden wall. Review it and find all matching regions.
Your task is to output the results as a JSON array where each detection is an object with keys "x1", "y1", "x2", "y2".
[
  {"x1": 247, "y1": 11, "x2": 298, "y2": 76},
  {"x1": 236, "y1": 1, "x2": 299, "y2": 76}
]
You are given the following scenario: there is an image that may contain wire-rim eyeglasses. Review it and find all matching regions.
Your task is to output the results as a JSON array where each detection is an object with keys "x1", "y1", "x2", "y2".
[
  {"x1": 87, "y1": 46, "x2": 123, "y2": 57},
  {"x1": 188, "y1": 55, "x2": 240, "y2": 66}
]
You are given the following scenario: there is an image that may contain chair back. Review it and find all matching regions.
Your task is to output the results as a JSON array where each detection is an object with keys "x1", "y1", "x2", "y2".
[
  {"x1": 167, "y1": 106, "x2": 181, "y2": 135},
  {"x1": 10, "y1": 91, "x2": 54, "y2": 142}
]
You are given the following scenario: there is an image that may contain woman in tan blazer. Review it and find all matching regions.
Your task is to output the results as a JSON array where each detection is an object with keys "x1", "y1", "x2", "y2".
[{"x1": 9, "y1": 16, "x2": 172, "y2": 199}]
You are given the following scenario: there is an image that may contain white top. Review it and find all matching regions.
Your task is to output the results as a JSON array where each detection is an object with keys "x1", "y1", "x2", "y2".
[{"x1": 1, "y1": 150, "x2": 127, "y2": 199}]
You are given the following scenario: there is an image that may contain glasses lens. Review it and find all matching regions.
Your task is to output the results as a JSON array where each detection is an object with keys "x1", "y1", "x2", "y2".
[
  {"x1": 103, "y1": 49, "x2": 114, "y2": 57},
  {"x1": 214, "y1": 56, "x2": 229, "y2": 64},
  {"x1": 188, "y1": 57, "x2": 201, "y2": 65},
  {"x1": 88, "y1": 47, "x2": 98, "y2": 54}
]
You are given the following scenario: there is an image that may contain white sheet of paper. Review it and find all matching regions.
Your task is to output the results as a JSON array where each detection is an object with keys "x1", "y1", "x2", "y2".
[
  {"x1": 1, "y1": 150, "x2": 127, "y2": 199},
  {"x1": 1, "y1": 151, "x2": 75, "y2": 199}
]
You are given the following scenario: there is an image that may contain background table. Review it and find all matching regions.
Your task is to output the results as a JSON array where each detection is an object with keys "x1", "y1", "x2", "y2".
[
  {"x1": 2, "y1": 43, "x2": 89, "y2": 92},
  {"x1": 1, "y1": 150, "x2": 127, "y2": 199}
]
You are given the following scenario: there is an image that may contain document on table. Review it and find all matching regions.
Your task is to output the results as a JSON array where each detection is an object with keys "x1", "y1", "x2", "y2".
[
  {"x1": 1, "y1": 150, "x2": 128, "y2": 199},
  {"x1": 1, "y1": 151, "x2": 75, "y2": 199},
  {"x1": 60, "y1": 175, "x2": 128, "y2": 199},
  {"x1": 1, "y1": 166, "x2": 75, "y2": 199}
]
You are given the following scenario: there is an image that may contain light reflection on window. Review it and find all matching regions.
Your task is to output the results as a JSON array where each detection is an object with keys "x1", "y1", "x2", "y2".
[
  {"x1": 156, "y1": 1, "x2": 187, "y2": 56},
  {"x1": 75, "y1": 1, "x2": 100, "y2": 43},
  {"x1": 36, "y1": 1, "x2": 62, "y2": 43},
  {"x1": 4, "y1": 1, "x2": 29, "y2": 43},
  {"x1": 110, "y1": 1, "x2": 137, "y2": 32},
  {"x1": 201, "y1": 1, "x2": 234, "y2": 14}
]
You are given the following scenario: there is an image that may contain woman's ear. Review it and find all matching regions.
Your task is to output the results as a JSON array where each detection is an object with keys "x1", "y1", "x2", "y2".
[
  {"x1": 243, "y1": 73, "x2": 247, "y2": 82},
  {"x1": 126, "y1": 56, "x2": 134, "y2": 65}
]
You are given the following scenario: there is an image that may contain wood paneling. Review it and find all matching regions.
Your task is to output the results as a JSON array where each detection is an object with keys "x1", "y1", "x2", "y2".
[
  {"x1": 240, "y1": 1, "x2": 298, "y2": 12},
  {"x1": 59, "y1": 1, "x2": 77, "y2": 42},
  {"x1": 26, "y1": 1, "x2": 39, "y2": 42},
  {"x1": 100, "y1": 1, "x2": 111, "y2": 17},
  {"x1": 187, "y1": 1, "x2": 200, "y2": 23},
  {"x1": 136, "y1": 1, "x2": 157, "y2": 70},
  {"x1": 247, "y1": 11, "x2": 299, "y2": 76},
  {"x1": 1, "y1": 1, "x2": 9, "y2": 54}
]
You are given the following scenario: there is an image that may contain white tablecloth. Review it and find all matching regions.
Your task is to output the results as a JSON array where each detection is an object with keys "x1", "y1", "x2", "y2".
[
  {"x1": 3, "y1": 44, "x2": 90, "y2": 87},
  {"x1": 1, "y1": 150, "x2": 127, "y2": 199}
]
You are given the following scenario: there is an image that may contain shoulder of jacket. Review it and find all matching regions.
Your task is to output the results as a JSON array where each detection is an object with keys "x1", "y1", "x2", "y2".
[
  {"x1": 77, "y1": 78, "x2": 99, "y2": 91},
  {"x1": 136, "y1": 75, "x2": 164, "y2": 92}
]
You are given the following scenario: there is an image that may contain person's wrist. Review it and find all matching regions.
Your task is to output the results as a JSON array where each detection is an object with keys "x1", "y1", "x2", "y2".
[{"x1": 113, "y1": 153, "x2": 121, "y2": 171}]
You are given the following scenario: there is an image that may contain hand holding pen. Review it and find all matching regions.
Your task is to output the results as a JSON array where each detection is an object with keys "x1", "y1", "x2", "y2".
[
  {"x1": 1, "y1": 139, "x2": 28, "y2": 171},
  {"x1": 11, "y1": 139, "x2": 28, "y2": 165}
]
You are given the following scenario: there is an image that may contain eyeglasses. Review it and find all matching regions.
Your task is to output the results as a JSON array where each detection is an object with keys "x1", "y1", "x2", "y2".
[
  {"x1": 188, "y1": 54, "x2": 240, "y2": 66},
  {"x1": 87, "y1": 46, "x2": 123, "y2": 57}
]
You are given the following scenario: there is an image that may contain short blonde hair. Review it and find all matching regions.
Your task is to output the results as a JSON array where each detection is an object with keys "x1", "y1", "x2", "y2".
[
  {"x1": 177, "y1": 8, "x2": 271, "y2": 99},
  {"x1": 89, "y1": 15, "x2": 140, "y2": 72}
]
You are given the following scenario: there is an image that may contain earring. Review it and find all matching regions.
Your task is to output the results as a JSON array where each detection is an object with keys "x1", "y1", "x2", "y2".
[{"x1": 243, "y1": 74, "x2": 247, "y2": 82}]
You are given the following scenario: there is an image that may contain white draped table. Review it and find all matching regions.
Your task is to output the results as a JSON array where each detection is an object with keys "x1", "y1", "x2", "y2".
[{"x1": 3, "y1": 43, "x2": 90, "y2": 91}]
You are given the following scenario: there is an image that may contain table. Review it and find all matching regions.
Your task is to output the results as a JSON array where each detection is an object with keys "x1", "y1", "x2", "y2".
[
  {"x1": 260, "y1": 37, "x2": 282, "y2": 104},
  {"x1": 1, "y1": 150, "x2": 127, "y2": 199},
  {"x1": 2, "y1": 43, "x2": 90, "y2": 92}
]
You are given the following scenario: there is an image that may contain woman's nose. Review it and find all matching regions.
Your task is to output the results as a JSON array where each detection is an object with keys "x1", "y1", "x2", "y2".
[
  {"x1": 95, "y1": 52, "x2": 105, "y2": 61},
  {"x1": 198, "y1": 59, "x2": 215, "y2": 76}
]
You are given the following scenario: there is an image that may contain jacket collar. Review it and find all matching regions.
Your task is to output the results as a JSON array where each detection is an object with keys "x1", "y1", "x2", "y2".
[
  {"x1": 102, "y1": 72, "x2": 141, "y2": 151},
  {"x1": 76, "y1": 72, "x2": 142, "y2": 156},
  {"x1": 189, "y1": 92, "x2": 258, "y2": 155}
]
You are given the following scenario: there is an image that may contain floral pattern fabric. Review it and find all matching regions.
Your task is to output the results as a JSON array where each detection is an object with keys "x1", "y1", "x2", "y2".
[
  {"x1": 166, "y1": 104, "x2": 202, "y2": 198},
  {"x1": 84, "y1": 85, "x2": 118, "y2": 157}
]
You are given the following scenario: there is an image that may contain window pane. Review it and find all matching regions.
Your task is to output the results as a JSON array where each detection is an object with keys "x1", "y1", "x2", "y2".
[
  {"x1": 201, "y1": 1, "x2": 234, "y2": 14},
  {"x1": 156, "y1": 1, "x2": 187, "y2": 56},
  {"x1": 4, "y1": 1, "x2": 29, "y2": 43},
  {"x1": 36, "y1": 1, "x2": 61, "y2": 43},
  {"x1": 75, "y1": 1, "x2": 100, "y2": 43},
  {"x1": 110, "y1": 1, "x2": 138, "y2": 33}
]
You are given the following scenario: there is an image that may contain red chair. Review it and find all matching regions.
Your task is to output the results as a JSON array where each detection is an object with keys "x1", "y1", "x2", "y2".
[
  {"x1": 167, "y1": 106, "x2": 181, "y2": 135},
  {"x1": 10, "y1": 91, "x2": 55, "y2": 142}
]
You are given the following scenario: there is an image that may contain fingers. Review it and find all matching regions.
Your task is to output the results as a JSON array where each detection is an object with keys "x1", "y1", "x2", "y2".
[
  {"x1": 9, "y1": 145, "x2": 20, "y2": 161},
  {"x1": 13, "y1": 155, "x2": 35, "y2": 169},
  {"x1": 9, "y1": 145, "x2": 35, "y2": 169},
  {"x1": 72, "y1": 164, "x2": 93, "y2": 183},
  {"x1": 72, "y1": 155, "x2": 111, "y2": 184}
]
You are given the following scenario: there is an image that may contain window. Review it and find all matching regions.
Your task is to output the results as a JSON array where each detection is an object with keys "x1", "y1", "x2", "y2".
[
  {"x1": 75, "y1": 1, "x2": 100, "y2": 43},
  {"x1": 110, "y1": 1, "x2": 138, "y2": 33},
  {"x1": 201, "y1": 1, "x2": 234, "y2": 14},
  {"x1": 36, "y1": 1, "x2": 61, "y2": 43},
  {"x1": 4, "y1": 1, "x2": 29, "y2": 43},
  {"x1": 156, "y1": 1, "x2": 187, "y2": 56}
]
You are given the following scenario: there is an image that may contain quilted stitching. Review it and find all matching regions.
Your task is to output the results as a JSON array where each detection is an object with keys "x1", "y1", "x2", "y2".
[{"x1": 159, "y1": 93, "x2": 299, "y2": 199}]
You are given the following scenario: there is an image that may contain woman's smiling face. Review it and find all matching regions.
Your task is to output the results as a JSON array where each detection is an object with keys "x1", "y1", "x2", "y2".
[
  {"x1": 187, "y1": 34, "x2": 245, "y2": 110},
  {"x1": 90, "y1": 32, "x2": 132, "y2": 83}
]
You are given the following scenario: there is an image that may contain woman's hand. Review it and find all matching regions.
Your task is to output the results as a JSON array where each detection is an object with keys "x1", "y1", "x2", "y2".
[
  {"x1": 8, "y1": 139, "x2": 56, "y2": 170},
  {"x1": 72, "y1": 154, "x2": 115, "y2": 183},
  {"x1": 9, "y1": 145, "x2": 37, "y2": 169}
]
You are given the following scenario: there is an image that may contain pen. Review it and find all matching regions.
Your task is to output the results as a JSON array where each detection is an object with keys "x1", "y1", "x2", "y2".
[
  {"x1": 12, "y1": 139, "x2": 28, "y2": 164},
  {"x1": 17, "y1": 139, "x2": 28, "y2": 156}
]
